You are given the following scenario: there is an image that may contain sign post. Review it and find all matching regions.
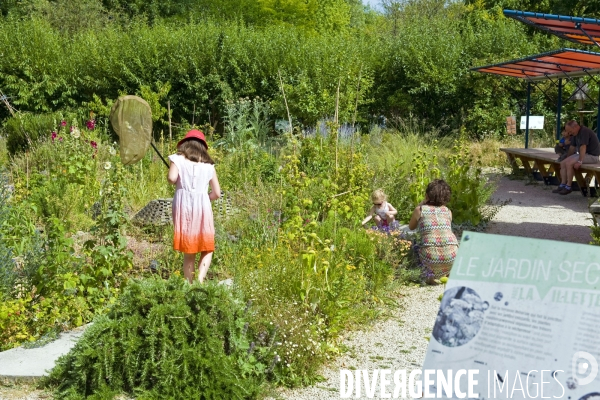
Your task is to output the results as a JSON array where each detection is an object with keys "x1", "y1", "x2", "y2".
[{"x1": 526, "y1": 82, "x2": 531, "y2": 149}]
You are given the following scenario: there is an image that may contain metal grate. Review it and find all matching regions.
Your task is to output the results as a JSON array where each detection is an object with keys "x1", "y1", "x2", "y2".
[
  {"x1": 131, "y1": 191, "x2": 237, "y2": 226},
  {"x1": 132, "y1": 198, "x2": 174, "y2": 226}
]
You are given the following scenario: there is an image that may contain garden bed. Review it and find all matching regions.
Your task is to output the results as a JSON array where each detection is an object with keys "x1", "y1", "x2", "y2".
[{"x1": 0, "y1": 110, "x2": 500, "y2": 397}]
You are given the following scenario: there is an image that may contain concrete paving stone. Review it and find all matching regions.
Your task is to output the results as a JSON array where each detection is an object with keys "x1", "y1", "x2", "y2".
[{"x1": 0, "y1": 325, "x2": 89, "y2": 382}]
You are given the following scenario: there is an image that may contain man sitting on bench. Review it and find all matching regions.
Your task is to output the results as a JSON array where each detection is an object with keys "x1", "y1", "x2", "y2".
[{"x1": 553, "y1": 120, "x2": 600, "y2": 195}]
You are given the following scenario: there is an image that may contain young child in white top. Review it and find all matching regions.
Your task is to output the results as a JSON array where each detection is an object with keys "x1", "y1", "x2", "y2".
[{"x1": 362, "y1": 189, "x2": 398, "y2": 229}]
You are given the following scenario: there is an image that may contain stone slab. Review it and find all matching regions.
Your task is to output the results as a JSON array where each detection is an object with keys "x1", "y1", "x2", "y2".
[{"x1": 0, "y1": 325, "x2": 89, "y2": 382}]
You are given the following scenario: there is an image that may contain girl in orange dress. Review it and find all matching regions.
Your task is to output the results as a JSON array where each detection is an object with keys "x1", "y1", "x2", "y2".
[{"x1": 167, "y1": 130, "x2": 221, "y2": 283}]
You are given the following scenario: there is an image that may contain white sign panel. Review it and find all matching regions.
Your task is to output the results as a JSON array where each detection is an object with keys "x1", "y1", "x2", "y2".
[
  {"x1": 421, "y1": 231, "x2": 600, "y2": 399},
  {"x1": 520, "y1": 116, "x2": 545, "y2": 130}
]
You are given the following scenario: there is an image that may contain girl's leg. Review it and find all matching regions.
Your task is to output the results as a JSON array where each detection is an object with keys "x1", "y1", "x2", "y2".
[
  {"x1": 197, "y1": 251, "x2": 213, "y2": 283},
  {"x1": 183, "y1": 253, "x2": 197, "y2": 283}
]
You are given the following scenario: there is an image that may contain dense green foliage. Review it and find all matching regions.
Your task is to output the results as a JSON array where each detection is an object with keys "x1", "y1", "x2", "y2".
[
  {"x1": 46, "y1": 277, "x2": 265, "y2": 399},
  {"x1": 2, "y1": 0, "x2": 597, "y2": 143},
  {"x1": 0, "y1": 120, "x2": 136, "y2": 350},
  {"x1": 0, "y1": 100, "x2": 494, "y2": 390}
]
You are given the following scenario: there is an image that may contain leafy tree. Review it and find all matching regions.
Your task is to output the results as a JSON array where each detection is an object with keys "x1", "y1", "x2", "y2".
[
  {"x1": 101, "y1": 0, "x2": 192, "y2": 21},
  {"x1": 0, "y1": 0, "x2": 21, "y2": 16},
  {"x1": 258, "y1": 0, "x2": 319, "y2": 28},
  {"x1": 315, "y1": 0, "x2": 353, "y2": 32},
  {"x1": 22, "y1": 0, "x2": 114, "y2": 34}
]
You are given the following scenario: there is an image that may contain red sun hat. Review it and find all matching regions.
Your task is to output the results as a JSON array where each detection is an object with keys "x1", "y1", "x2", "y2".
[{"x1": 177, "y1": 129, "x2": 208, "y2": 148}]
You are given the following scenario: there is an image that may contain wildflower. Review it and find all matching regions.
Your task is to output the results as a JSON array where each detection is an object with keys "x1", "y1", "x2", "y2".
[
  {"x1": 60, "y1": 120, "x2": 67, "y2": 127},
  {"x1": 104, "y1": 162, "x2": 112, "y2": 170},
  {"x1": 86, "y1": 119, "x2": 96, "y2": 130},
  {"x1": 108, "y1": 146, "x2": 117, "y2": 156},
  {"x1": 267, "y1": 355, "x2": 280, "y2": 373},
  {"x1": 71, "y1": 127, "x2": 81, "y2": 138},
  {"x1": 58, "y1": 137, "x2": 63, "y2": 142},
  {"x1": 51, "y1": 131, "x2": 57, "y2": 141},
  {"x1": 90, "y1": 141, "x2": 97, "y2": 149}
]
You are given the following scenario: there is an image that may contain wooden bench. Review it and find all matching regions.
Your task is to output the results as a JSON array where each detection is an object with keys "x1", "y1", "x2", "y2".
[{"x1": 500, "y1": 147, "x2": 600, "y2": 197}]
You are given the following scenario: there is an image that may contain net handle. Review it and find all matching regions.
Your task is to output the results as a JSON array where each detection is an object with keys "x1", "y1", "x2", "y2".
[{"x1": 151, "y1": 141, "x2": 170, "y2": 169}]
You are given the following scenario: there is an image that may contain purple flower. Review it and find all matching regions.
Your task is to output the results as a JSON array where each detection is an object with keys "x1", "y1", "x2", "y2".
[
  {"x1": 51, "y1": 131, "x2": 57, "y2": 141},
  {"x1": 90, "y1": 141, "x2": 97, "y2": 149},
  {"x1": 86, "y1": 120, "x2": 96, "y2": 130},
  {"x1": 58, "y1": 137, "x2": 63, "y2": 142},
  {"x1": 61, "y1": 120, "x2": 67, "y2": 127}
]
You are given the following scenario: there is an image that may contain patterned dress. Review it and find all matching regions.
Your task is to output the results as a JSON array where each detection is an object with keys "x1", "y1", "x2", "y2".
[
  {"x1": 417, "y1": 205, "x2": 459, "y2": 279},
  {"x1": 168, "y1": 154, "x2": 215, "y2": 254}
]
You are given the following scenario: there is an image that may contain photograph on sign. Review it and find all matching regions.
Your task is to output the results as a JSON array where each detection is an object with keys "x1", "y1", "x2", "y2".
[
  {"x1": 520, "y1": 115, "x2": 545, "y2": 129},
  {"x1": 421, "y1": 231, "x2": 600, "y2": 398}
]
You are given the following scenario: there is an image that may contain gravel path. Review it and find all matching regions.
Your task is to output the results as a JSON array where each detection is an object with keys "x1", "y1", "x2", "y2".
[{"x1": 486, "y1": 175, "x2": 594, "y2": 244}]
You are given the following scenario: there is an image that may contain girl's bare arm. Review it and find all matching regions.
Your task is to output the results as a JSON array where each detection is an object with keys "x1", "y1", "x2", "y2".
[
  {"x1": 167, "y1": 162, "x2": 179, "y2": 185},
  {"x1": 387, "y1": 203, "x2": 398, "y2": 216},
  {"x1": 208, "y1": 170, "x2": 221, "y2": 201}
]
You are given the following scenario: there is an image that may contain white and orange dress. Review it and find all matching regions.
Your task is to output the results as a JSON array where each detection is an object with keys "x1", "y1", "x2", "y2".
[{"x1": 168, "y1": 153, "x2": 215, "y2": 254}]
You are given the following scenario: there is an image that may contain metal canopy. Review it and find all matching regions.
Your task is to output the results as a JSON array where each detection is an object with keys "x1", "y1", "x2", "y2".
[
  {"x1": 472, "y1": 11, "x2": 600, "y2": 149},
  {"x1": 504, "y1": 9, "x2": 600, "y2": 47},
  {"x1": 472, "y1": 48, "x2": 600, "y2": 81}
]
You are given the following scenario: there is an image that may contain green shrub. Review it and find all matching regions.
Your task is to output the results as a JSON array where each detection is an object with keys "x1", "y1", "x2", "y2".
[
  {"x1": 368, "y1": 130, "x2": 495, "y2": 226},
  {"x1": 0, "y1": 297, "x2": 31, "y2": 349},
  {"x1": 214, "y1": 132, "x2": 396, "y2": 386},
  {"x1": 4, "y1": 113, "x2": 54, "y2": 155},
  {"x1": 215, "y1": 147, "x2": 281, "y2": 190},
  {"x1": 3, "y1": 112, "x2": 88, "y2": 155},
  {"x1": 444, "y1": 137, "x2": 492, "y2": 225},
  {"x1": 46, "y1": 277, "x2": 266, "y2": 399}
]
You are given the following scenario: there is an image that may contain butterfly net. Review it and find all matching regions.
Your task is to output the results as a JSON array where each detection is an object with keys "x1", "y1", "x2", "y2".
[{"x1": 109, "y1": 95, "x2": 152, "y2": 165}]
